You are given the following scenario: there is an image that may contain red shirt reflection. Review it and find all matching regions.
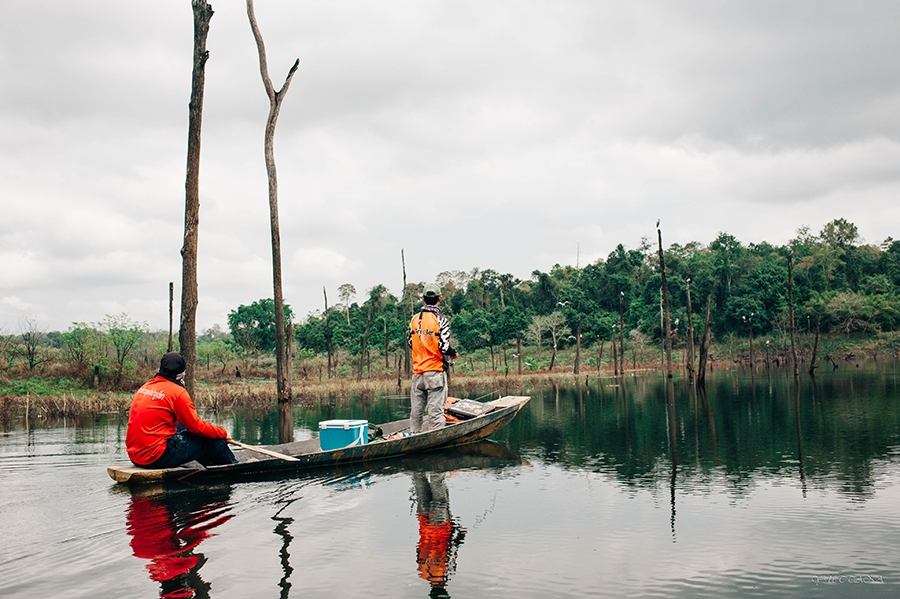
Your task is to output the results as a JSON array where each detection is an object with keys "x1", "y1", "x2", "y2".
[{"x1": 126, "y1": 493, "x2": 232, "y2": 598}]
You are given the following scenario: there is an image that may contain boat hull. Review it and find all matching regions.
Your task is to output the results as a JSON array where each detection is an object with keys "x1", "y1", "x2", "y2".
[{"x1": 108, "y1": 395, "x2": 529, "y2": 485}]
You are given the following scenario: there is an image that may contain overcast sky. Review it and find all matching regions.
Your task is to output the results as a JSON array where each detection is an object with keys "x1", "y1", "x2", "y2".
[{"x1": 1, "y1": 1, "x2": 898, "y2": 333}]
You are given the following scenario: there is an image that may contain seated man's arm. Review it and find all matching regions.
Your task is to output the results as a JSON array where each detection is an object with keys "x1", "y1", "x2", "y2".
[{"x1": 172, "y1": 389, "x2": 228, "y2": 439}]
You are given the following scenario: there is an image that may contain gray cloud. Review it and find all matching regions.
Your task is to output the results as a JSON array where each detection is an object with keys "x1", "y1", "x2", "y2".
[{"x1": 1, "y1": 1, "x2": 897, "y2": 331}]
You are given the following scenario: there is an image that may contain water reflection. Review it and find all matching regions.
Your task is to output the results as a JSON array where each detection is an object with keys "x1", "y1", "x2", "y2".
[
  {"x1": 665, "y1": 378, "x2": 677, "y2": 541},
  {"x1": 272, "y1": 498, "x2": 298, "y2": 599},
  {"x1": 488, "y1": 366, "x2": 900, "y2": 501},
  {"x1": 278, "y1": 402, "x2": 293, "y2": 444},
  {"x1": 411, "y1": 472, "x2": 465, "y2": 598},
  {"x1": 794, "y1": 383, "x2": 807, "y2": 498},
  {"x1": 125, "y1": 486, "x2": 233, "y2": 598}
]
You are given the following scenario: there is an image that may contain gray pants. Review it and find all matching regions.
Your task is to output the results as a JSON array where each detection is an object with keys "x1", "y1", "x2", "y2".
[
  {"x1": 410, "y1": 371, "x2": 447, "y2": 433},
  {"x1": 412, "y1": 471, "x2": 450, "y2": 521}
]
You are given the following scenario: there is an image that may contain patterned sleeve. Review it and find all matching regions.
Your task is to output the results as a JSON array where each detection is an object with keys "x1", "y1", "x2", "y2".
[{"x1": 438, "y1": 313, "x2": 452, "y2": 355}]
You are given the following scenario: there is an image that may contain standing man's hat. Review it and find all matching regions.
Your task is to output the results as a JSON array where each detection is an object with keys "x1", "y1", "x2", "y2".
[{"x1": 423, "y1": 283, "x2": 441, "y2": 298}]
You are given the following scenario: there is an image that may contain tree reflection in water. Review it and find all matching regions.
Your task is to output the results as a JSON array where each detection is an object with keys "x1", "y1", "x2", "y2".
[
  {"x1": 125, "y1": 486, "x2": 233, "y2": 598},
  {"x1": 665, "y1": 378, "x2": 677, "y2": 542},
  {"x1": 271, "y1": 497, "x2": 300, "y2": 599}
]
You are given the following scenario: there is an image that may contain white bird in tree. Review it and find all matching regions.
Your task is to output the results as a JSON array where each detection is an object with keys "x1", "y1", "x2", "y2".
[{"x1": 557, "y1": 300, "x2": 570, "y2": 306}]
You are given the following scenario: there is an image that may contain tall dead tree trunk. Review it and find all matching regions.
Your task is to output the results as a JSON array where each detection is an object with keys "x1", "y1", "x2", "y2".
[
  {"x1": 247, "y1": 0, "x2": 300, "y2": 403},
  {"x1": 549, "y1": 329, "x2": 558, "y2": 372},
  {"x1": 516, "y1": 336, "x2": 523, "y2": 375},
  {"x1": 574, "y1": 324, "x2": 582, "y2": 375},
  {"x1": 657, "y1": 225, "x2": 674, "y2": 378},
  {"x1": 179, "y1": 0, "x2": 214, "y2": 396},
  {"x1": 809, "y1": 318, "x2": 820, "y2": 377},
  {"x1": 358, "y1": 304, "x2": 373, "y2": 381},
  {"x1": 167, "y1": 281, "x2": 174, "y2": 352},
  {"x1": 787, "y1": 253, "x2": 799, "y2": 378},
  {"x1": 612, "y1": 334, "x2": 619, "y2": 376},
  {"x1": 323, "y1": 286, "x2": 333, "y2": 378},
  {"x1": 618, "y1": 291, "x2": 626, "y2": 374},
  {"x1": 402, "y1": 248, "x2": 411, "y2": 376},
  {"x1": 698, "y1": 294, "x2": 712, "y2": 388},
  {"x1": 685, "y1": 278, "x2": 695, "y2": 383}
]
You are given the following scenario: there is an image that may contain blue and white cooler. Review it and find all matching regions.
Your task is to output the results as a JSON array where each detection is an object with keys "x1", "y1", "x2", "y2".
[{"x1": 318, "y1": 419, "x2": 369, "y2": 451}]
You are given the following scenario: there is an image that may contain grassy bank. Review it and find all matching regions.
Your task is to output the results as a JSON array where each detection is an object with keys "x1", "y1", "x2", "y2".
[{"x1": 1, "y1": 333, "x2": 896, "y2": 422}]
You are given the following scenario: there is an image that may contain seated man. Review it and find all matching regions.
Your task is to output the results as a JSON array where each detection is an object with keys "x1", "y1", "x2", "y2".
[{"x1": 126, "y1": 352, "x2": 237, "y2": 469}]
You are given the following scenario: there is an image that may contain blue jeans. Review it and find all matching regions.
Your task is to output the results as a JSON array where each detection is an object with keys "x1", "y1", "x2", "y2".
[{"x1": 148, "y1": 425, "x2": 237, "y2": 468}]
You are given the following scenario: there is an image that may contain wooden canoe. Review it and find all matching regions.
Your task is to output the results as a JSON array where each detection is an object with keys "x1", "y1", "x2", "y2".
[
  {"x1": 107, "y1": 395, "x2": 529, "y2": 485},
  {"x1": 112, "y1": 440, "x2": 527, "y2": 498}
]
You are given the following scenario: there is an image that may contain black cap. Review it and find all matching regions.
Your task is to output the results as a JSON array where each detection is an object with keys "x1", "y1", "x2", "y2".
[{"x1": 158, "y1": 352, "x2": 186, "y2": 379}]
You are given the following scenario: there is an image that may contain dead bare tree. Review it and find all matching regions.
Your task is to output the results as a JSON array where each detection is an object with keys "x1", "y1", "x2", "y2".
[
  {"x1": 657, "y1": 223, "x2": 674, "y2": 378},
  {"x1": 383, "y1": 314, "x2": 389, "y2": 369},
  {"x1": 698, "y1": 294, "x2": 712, "y2": 388},
  {"x1": 611, "y1": 333, "x2": 619, "y2": 376},
  {"x1": 179, "y1": 0, "x2": 214, "y2": 396},
  {"x1": 338, "y1": 283, "x2": 356, "y2": 325},
  {"x1": 573, "y1": 326, "x2": 582, "y2": 375},
  {"x1": 618, "y1": 291, "x2": 626, "y2": 374},
  {"x1": 809, "y1": 318, "x2": 820, "y2": 377},
  {"x1": 358, "y1": 303, "x2": 374, "y2": 381},
  {"x1": 685, "y1": 277, "x2": 695, "y2": 383},
  {"x1": 516, "y1": 335, "x2": 523, "y2": 375},
  {"x1": 167, "y1": 281, "x2": 174, "y2": 352},
  {"x1": 787, "y1": 253, "x2": 799, "y2": 378},
  {"x1": 402, "y1": 249, "x2": 411, "y2": 376},
  {"x1": 247, "y1": 0, "x2": 300, "y2": 403},
  {"x1": 323, "y1": 286, "x2": 333, "y2": 378},
  {"x1": 20, "y1": 320, "x2": 49, "y2": 372}
]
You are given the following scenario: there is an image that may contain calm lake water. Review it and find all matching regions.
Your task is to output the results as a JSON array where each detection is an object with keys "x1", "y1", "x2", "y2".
[{"x1": 2, "y1": 364, "x2": 899, "y2": 598}]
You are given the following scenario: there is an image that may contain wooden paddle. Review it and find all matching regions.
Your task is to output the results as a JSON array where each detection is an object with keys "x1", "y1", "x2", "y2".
[{"x1": 228, "y1": 439, "x2": 300, "y2": 462}]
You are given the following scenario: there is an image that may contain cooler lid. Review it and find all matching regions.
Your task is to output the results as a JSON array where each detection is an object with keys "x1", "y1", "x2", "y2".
[{"x1": 319, "y1": 419, "x2": 369, "y2": 430}]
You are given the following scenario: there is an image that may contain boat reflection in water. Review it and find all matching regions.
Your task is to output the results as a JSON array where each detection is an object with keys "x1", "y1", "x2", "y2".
[
  {"x1": 125, "y1": 486, "x2": 233, "y2": 598},
  {"x1": 119, "y1": 440, "x2": 521, "y2": 598},
  {"x1": 412, "y1": 471, "x2": 466, "y2": 598}
]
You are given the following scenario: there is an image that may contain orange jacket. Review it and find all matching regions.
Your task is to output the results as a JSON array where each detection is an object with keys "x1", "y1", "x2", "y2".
[
  {"x1": 126, "y1": 375, "x2": 228, "y2": 466},
  {"x1": 409, "y1": 307, "x2": 452, "y2": 374}
]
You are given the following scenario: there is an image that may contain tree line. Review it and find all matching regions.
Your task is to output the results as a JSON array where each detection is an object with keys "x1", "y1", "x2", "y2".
[
  {"x1": 293, "y1": 219, "x2": 899, "y2": 377},
  {"x1": 2, "y1": 219, "x2": 897, "y2": 389}
]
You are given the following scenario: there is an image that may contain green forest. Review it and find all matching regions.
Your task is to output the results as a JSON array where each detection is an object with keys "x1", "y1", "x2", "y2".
[
  {"x1": 295, "y1": 219, "x2": 898, "y2": 374},
  {"x1": 2, "y1": 219, "x2": 898, "y2": 392}
]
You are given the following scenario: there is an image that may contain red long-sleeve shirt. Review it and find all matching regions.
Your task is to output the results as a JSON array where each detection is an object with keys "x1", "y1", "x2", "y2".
[{"x1": 126, "y1": 375, "x2": 228, "y2": 466}]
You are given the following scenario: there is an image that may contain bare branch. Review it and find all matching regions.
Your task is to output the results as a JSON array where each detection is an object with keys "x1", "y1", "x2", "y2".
[
  {"x1": 246, "y1": 0, "x2": 275, "y2": 101},
  {"x1": 278, "y1": 58, "x2": 301, "y2": 99}
]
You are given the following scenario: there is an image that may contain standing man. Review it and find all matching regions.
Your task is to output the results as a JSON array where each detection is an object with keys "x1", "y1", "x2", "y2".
[
  {"x1": 126, "y1": 352, "x2": 237, "y2": 468},
  {"x1": 408, "y1": 284, "x2": 458, "y2": 433}
]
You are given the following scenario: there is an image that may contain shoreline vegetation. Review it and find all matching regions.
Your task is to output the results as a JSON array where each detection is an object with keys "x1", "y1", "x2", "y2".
[
  {"x1": 1, "y1": 333, "x2": 895, "y2": 424},
  {"x1": 3, "y1": 220, "x2": 897, "y2": 423}
]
